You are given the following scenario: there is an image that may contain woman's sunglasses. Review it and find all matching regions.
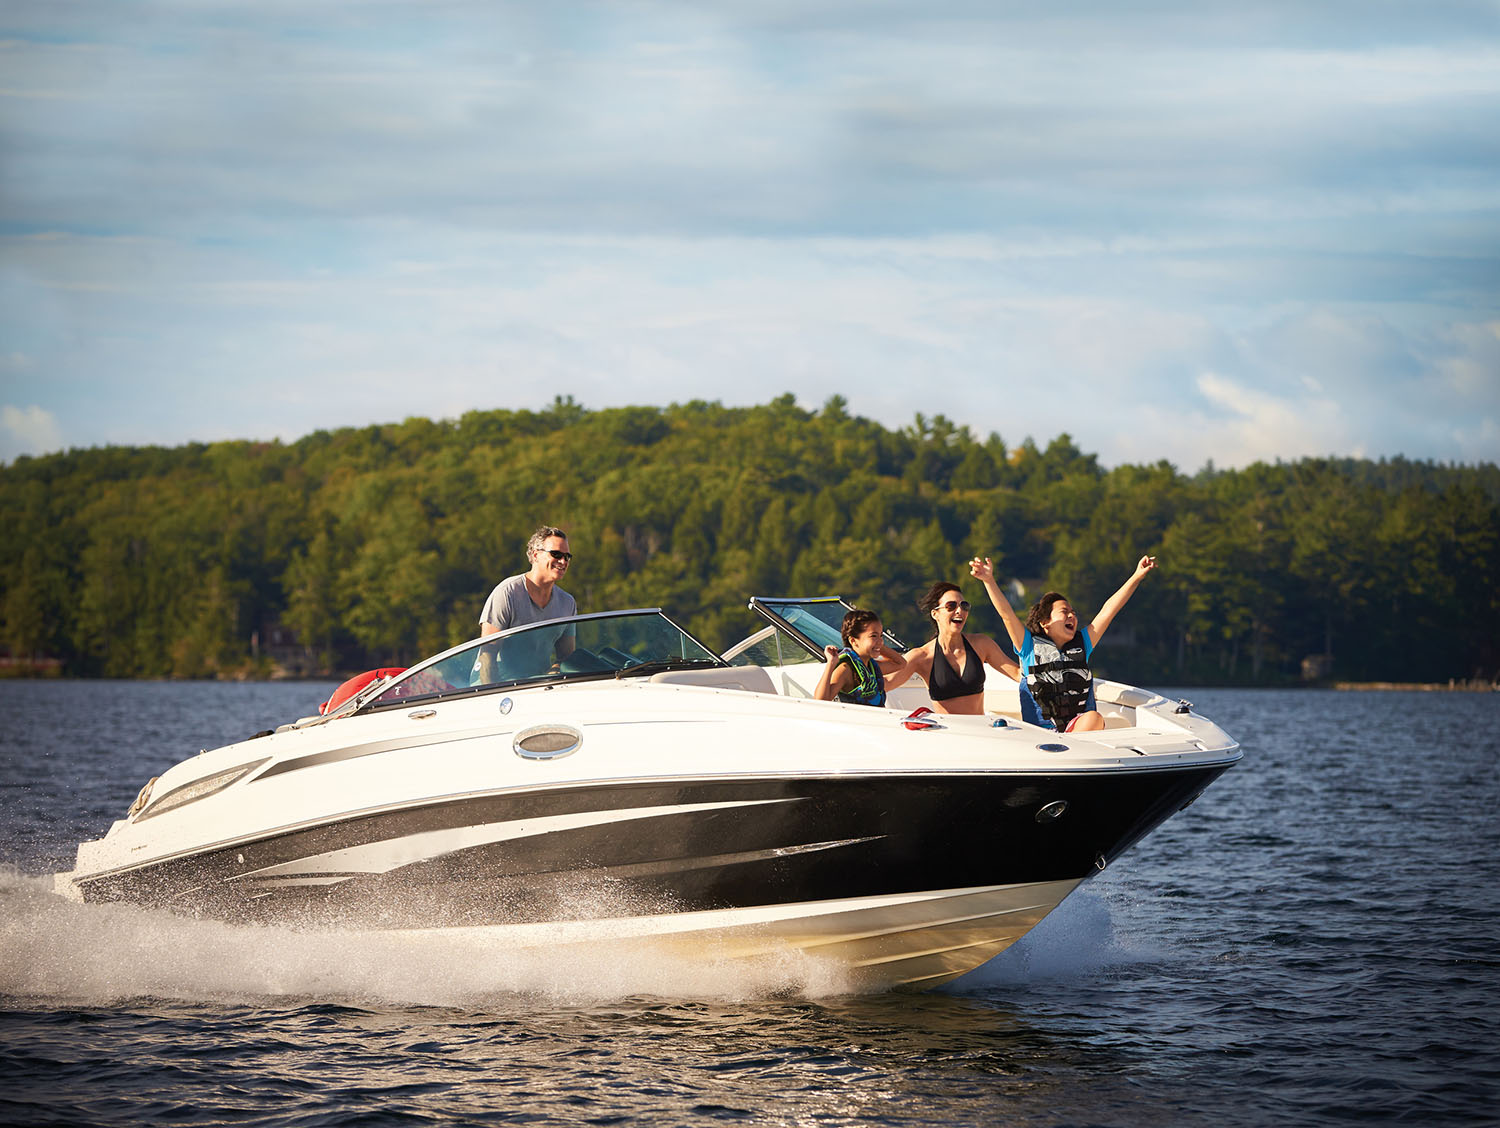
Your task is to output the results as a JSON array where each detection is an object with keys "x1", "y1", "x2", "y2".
[{"x1": 938, "y1": 600, "x2": 970, "y2": 612}]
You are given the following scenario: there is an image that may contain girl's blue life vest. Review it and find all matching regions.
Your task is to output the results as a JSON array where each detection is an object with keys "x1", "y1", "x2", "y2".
[
  {"x1": 1024, "y1": 630, "x2": 1093, "y2": 729},
  {"x1": 835, "y1": 646, "x2": 886, "y2": 707}
]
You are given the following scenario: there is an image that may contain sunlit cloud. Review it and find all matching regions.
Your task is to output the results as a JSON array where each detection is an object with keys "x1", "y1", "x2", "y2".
[{"x1": 1, "y1": 403, "x2": 63, "y2": 462}]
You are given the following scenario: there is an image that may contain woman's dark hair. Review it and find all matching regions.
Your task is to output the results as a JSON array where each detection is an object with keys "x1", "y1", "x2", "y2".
[
  {"x1": 917, "y1": 582, "x2": 963, "y2": 635},
  {"x1": 1025, "y1": 591, "x2": 1068, "y2": 635},
  {"x1": 840, "y1": 608, "x2": 882, "y2": 647}
]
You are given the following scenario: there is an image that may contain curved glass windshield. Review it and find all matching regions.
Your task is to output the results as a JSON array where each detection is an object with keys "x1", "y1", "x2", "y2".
[
  {"x1": 361, "y1": 609, "x2": 723, "y2": 711},
  {"x1": 740, "y1": 597, "x2": 907, "y2": 659}
]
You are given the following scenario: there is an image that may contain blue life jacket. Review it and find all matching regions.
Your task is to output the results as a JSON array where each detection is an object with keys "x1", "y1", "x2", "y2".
[
  {"x1": 835, "y1": 647, "x2": 886, "y2": 707},
  {"x1": 1022, "y1": 630, "x2": 1094, "y2": 729}
]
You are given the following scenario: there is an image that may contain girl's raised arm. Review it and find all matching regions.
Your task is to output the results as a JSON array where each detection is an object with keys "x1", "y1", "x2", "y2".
[
  {"x1": 969, "y1": 557, "x2": 1026, "y2": 651},
  {"x1": 1089, "y1": 555, "x2": 1157, "y2": 645},
  {"x1": 812, "y1": 645, "x2": 852, "y2": 701},
  {"x1": 883, "y1": 644, "x2": 926, "y2": 691}
]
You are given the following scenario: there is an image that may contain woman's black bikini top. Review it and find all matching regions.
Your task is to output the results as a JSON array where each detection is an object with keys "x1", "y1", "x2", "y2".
[{"x1": 929, "y1": 636, "x2": 985, "y2": 701}]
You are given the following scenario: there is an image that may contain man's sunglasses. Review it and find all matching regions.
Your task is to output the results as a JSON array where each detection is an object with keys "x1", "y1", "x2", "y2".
[
  {"x1": 939, "y1": 600, "x2": 970, "y2": 612},
  {"x1": 542, "y1": 549, "x2": 572, "y2": 562}
]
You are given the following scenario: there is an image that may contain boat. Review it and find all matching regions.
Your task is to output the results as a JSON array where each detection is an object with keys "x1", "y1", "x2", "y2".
[{"x1": 54, "y1": 597, "x2": 1241, "y2": 991}]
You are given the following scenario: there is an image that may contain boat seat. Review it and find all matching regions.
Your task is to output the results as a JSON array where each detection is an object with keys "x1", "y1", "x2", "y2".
[{"x1": 649, "y1": 666, "x2": 778, "y2": 694}]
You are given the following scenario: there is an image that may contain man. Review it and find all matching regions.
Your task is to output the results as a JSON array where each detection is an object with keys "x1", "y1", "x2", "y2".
[{"x1": 475, "y1": 525, "x2": 577, "y2": 681}]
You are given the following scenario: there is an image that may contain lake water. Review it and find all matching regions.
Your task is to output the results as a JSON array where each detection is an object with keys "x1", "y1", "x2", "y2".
[{"x1": 2, "y1": 681, "x2": 1497, "y2": 1126}]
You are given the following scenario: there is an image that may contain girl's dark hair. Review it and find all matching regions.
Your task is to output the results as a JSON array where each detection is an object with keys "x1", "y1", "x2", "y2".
[
  {"x1": 840, "y1": 608, "x2": 882, "y2": 647},
  {"x1": 917, "y1": 582, "x2": 963, "y2": 635},
  {"x1": 1025, "y1": 591, "x2": 1068, "y2": 635}
]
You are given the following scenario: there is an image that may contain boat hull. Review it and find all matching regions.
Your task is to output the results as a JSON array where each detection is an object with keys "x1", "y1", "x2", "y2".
[
  {"x1": 66, "y1": 765, "x2": 1224, "y2": 987},
  {"x1": 396, "y1": 879, "x2": 1085, "y2": 990}
]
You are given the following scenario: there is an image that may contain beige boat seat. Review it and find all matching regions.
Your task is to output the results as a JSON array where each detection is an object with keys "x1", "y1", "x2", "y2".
[{"x1": 649, "y1": 666, "x2": 778, "y2": 694}]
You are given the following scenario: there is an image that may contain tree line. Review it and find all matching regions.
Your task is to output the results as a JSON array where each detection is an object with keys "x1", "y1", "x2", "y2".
[{"x1": 3, "y1": 394, "x2": 1497, "y2": 685}]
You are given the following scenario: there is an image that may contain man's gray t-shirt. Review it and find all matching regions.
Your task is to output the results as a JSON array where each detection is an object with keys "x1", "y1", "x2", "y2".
[{"x1": 477, "y1": 575, "x2": 576, "y2": 678}]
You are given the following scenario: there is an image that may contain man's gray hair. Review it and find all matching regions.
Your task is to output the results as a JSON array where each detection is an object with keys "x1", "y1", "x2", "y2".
[{"x1": 526, "y1": 525, "x2": 567, "y2": 559}]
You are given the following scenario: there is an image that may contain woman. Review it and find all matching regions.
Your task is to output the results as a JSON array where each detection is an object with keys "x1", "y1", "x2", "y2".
[
  {"x1": 813, "y1": 607, "x2": 904, "y2": 706},
  {"x1": 887, "y1": 581, "x2": 1020, "y2": 715}
]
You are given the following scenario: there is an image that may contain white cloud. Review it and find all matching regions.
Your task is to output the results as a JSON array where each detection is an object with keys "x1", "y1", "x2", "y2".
[
  {"x1": 1433, "y1": 320, "x2": 1500, "y2": 402},
  {"x1": 1201, "y1": 370, "x2": 1354, "y2": 459},
  {"x1": 1, "y1": 404, "x2": 64, "y2": 461}
]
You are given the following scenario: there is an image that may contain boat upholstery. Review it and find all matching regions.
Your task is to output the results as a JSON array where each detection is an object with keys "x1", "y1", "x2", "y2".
[{"x1": 648, "y1": 666, "x2": 777, "y2": 694}]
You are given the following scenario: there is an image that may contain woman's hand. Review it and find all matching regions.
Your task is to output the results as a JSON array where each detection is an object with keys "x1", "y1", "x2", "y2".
[{"x1": 969, "y1": 556, "x2": 996, "y2": 583}]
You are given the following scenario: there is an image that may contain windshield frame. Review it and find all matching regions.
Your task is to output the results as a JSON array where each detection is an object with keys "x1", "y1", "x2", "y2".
[
  {"x1": 741, "y1": 596, "x2": 909, "y2": 661},
  {"x1": 340, "y1": 608, "x2": 727, "y2": 716}
]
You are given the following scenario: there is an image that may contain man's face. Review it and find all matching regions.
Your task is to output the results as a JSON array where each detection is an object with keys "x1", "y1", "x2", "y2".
[{"x1": 533, "y1": 535, "x2": 571, "y2": 582}]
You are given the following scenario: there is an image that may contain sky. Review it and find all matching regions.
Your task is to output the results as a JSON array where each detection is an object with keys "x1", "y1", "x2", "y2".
[{"x1": 2, "y1": 1, "x2": 1498, "y2": 470}]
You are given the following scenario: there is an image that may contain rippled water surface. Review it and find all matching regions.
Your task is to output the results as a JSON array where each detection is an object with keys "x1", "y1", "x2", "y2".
[{"x1": 3, "y1": 681, "x2": 1497, "y2": 1126}]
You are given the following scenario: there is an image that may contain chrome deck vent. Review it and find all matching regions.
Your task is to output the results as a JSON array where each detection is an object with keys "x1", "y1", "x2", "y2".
[{"x1": 513, "y1": 724, "x2": 583, "y2": 760}]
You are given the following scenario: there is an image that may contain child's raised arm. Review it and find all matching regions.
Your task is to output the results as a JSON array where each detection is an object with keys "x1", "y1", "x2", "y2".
[
  {"x1": 880, "y1": 644, "x2": 922, "y2": 691},
  {"x1": 969, "y1": 557, "x2": 1026, "y2": 652},
  {"x1": 1089, "y1": 555, "x2": 1157, "y2": 645},
  {"x1": 812, "y1": 644, "x2": 850, "y2": 702}
]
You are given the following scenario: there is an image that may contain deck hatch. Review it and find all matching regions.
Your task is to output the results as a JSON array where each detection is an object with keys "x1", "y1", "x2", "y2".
[{"x1": 514, "y1": 724, "x2": 583, "y2": 760}]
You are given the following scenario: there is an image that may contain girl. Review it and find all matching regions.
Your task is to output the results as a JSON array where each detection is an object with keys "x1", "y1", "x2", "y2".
[
  {"x1": 813, "y1": 607, "x2": 904, "y2": 706},
  {"x1": 970, "y1": 555, "x2": 1156, "y2": 732}
]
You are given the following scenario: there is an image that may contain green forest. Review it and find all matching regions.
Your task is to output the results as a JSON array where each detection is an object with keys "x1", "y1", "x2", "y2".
[{"x1": 3, "y1": 395, "x2": 1497, "y2": 686}]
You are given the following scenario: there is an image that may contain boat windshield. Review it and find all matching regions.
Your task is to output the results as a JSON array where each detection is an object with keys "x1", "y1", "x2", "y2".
[
  {"x1": 744, "y1": 597, "x2": 907, "y2": 657},
  {"x1": 359, "y1": 609, "x2": 724, "y2": 712}
]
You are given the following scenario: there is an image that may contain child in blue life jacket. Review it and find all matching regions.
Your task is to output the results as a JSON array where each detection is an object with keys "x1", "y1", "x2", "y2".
[
  {"x1": 813, "y1": 607, "x2": 904, "y2": 707},
  {"x1": 970, "y1": 555, "x2": 1157, "y2": 733}
]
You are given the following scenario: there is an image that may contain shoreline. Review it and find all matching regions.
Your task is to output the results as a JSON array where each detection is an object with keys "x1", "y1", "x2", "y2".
[
  {"x1": 4, "y1": 663, "x2": 1496, "y2": 693},
  {"x1": 1332, "y1": 681, "x2": 1498, "y2": 692}
]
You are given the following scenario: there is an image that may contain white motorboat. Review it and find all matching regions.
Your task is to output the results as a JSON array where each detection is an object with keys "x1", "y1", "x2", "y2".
[{"x1": 55, "y1": 598, "x2": 1240, "y2": 991}]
